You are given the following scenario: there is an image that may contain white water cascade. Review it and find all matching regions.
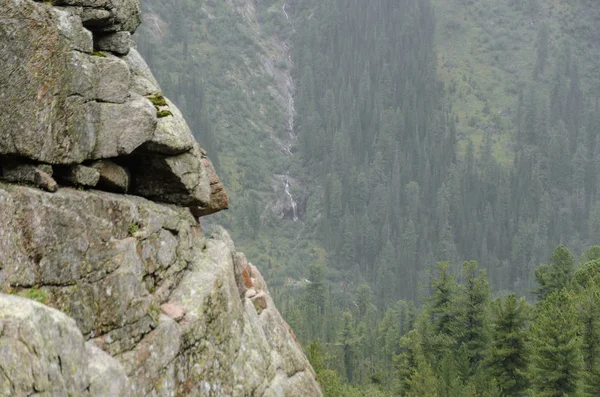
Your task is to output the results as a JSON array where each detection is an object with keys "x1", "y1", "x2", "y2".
[
  {"x1": 284, "y1": 174, "x2": 298, "y2": 221},
  {"x1": 282, "y1": 3, "x2": 290, "y2": 21}
]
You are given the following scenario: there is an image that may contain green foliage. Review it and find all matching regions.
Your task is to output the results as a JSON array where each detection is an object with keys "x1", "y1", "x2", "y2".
[
  {"x1": 576, "y1": 287, "x2": 600, "y2": 396},
  {"x1": 428, "y1": 262, "x2": 459, "y2": 339},
  {"x1": 156, "y1": 110, "x2": 173, "y2": 118},
  {"x1": 91, "y1": 51, "x2": 106, "y2": 57},
  {"x1": 21, "y1": 286, "x2": 49, "y2": 305},
  {"x1": 147, "y1": 93, "x2": 168, "y2": 107},
  {"x1": 138, "y1": 0, "x2": 600, "y2": 393},
  {"x1": 530, "y1": 289, "x2": 583, "y2": 397},
  {"x1": 486, "y1": 294, "x2": 530, "y2": 396},
  {"x1": 535, "y1": 246, "x2": 574, "y2": 301},
  {"x1": 128, "y1": 223, "x2": 140, "y2": 235},
  {"x1": 455, "y1": 261, "x2": 491, "y2": 373},
  {"x1": 148, "y1": 304, "x2": 161, "y2": 323}
]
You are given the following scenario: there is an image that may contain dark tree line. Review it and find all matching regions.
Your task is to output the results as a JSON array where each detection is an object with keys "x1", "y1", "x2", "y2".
[{"x1": 290, "y1": 245, "x2": 600, "y2": 396}]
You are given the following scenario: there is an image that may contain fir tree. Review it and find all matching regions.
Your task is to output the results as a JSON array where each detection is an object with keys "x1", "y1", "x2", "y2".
[
  {"x1": 456, "y1": 261, "x2": 491, "y2": 374},
  {"x1": 530, "y1": 289, "x2": 582, "y2": 397},
  {"x1": 535, "y1": 245, "x2": 574, "y2": 301},
  {"x1": 486, "y1": 294, "x2": 530, "y2": 396}
]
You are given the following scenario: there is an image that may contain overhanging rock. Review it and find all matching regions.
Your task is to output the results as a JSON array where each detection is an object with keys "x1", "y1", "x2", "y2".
[{"x1": 0, "y1": 0, "x2": 227, "y2": 218}]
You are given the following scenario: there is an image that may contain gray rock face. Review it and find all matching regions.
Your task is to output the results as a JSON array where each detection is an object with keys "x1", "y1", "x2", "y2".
[
  {"x1": 59, "y1": 164, "x2": 101, "y2": 187},
  {"x1": 0, "y1": 0, "x2": 317, "y2": 393},
  {"x1": 0, "y1": 0, "x2": 145, "y2": 164},
  {"x1": 54, "y1": 0, "x2": 141, "y2": 33},
  {"x1": 94, "y1": 54, "x2": 131, "y2": 103},
  {"x1": 0, "y1": 0, "x2": 227, "y2": 217},
  {"x1": 81, "y1": 8, "x2": 113, "y2": 27},
  {"x1": 2, "y1": 164, "x2": 58, "y2": 192},
  {"x1": 95, "y1": 31, "x2": 132, "y2": 54},
  {"x1": 0, "y1": 0, "x2": 93, "y2": 164},
  {"x1": 0, "y1": 294, "x2": 130, "y2": 396},
  {"x1": 141, "y1": 98, "x2": 195, "y2": 155},
  {"x1": 92, "y1": 95, "x2": 157, "y2": 159},
  {"x1": 0, "y1": 184, "x2": 322, "y2": 396},
  {"x1": 91, "y1": 160, "x2": 130, "y2": 192},
  {"x1": 124, "y1": 48, "x2": 161, "y2": 95}
]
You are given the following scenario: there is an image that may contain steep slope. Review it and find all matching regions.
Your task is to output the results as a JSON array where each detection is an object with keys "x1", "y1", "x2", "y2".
[
  {"x1": 0, "y1": 0, "x2": 321, "y2": 395},
  {"x1": 129, "y1": 0, "x2": 600, "y2": 392},
  {"x1": 134, "y1": 0, "x2": 325, "y2": 292},
  {"x1": 435, "y1": 0, "x2": 600, "y2": 158}
]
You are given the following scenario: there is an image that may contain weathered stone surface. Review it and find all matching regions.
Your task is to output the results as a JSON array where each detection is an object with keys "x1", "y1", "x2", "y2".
[
  {"x1": 0, "y1": 0, "x2": 318, "y2": 393},
  {"x1": 55, "y1": 8, "x2": 94, "y2": 52},
  {"x1": 1, "y1": 164, "x2": 58, "y2": 192},
  {"x1": 0, "y1": 1, "x2": 143, "y2": 164},
  {"x1": 86, "y1": 343, "x2": 131, "y2": 396},
  {"x1": 192, "y1": 153, "x2": 230, "y2": 216},
  {"x1": 95, "y1": 31, "x2": 132, "y2": 55},
  {"x1": 94, "y1": 54, "x2": 131, "y2": 103},
  {"x1": 109, "y1": 0, "x2": 141, "y2": 32},
  {"x1": 59, "y1": 164, "x2": 100, "y2": 187},
  {"x1": 0, "y1": 184, "x2": 321, "y2": 396},
  {"x1": 91, "y1": 160, "x2": 130, "y2": 192},
  {"x1": 54, "y1": 0, "x2": 141, "y2": 33},
  {"x1": 160, "y1": 302, "x2": 186, "y2": 321},
  {"x1": 251, "y1": 291, "x2": 268, "y2": 313},
  {"x1": 81, "y1": 8, "x2": 112, "y2": 28},
  {"x1": 1, "y1": 0, "x2": 93, "y2": 164},
  {"x1": 92, "y1": 94, "x2": 157, "y2": 159},
  {"x1": 0, "y1": 294, "x2": 128, "y2": 396},
  {"x1": 141, "y1": 98, "x2": 195, "y2": 155},
  {"x1": 128, "y1": 143, "x2": 228, "y2": 214},
  {"x1": 123, "y1": 48, "x2": 161, "y2": 95},
  {"x1": 234, "y1": 252, "x2": 250, "y2": 297},
  {"x1": 68, "y1": 51, "x2": 130, "y2": 103},
  {"x1": 0, "y1": 184, "x2": 194, "y2": 338}
]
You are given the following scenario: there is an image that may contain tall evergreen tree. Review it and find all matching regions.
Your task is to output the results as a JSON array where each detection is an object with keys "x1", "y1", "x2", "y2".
[
  {"x1": 530, "y1": 289, "x2": 582, "y2": 397},
  {"x1": 486, "y1": 294, "x2": 530, "y2": 396},
  {"x1": 456, "y1": 261, "x2": 491, "y2": 374},
  {"x1": 534, "y1": 245, "x2": 574, "y2": 301}
]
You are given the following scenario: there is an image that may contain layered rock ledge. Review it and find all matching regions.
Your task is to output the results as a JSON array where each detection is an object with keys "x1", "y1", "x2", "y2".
[
  {"x1": 0, "y1": 0, "x2": 227, "y2": 217},
  {"x1": 0, "y1": 0, "x2": 321, "y2": 394}
]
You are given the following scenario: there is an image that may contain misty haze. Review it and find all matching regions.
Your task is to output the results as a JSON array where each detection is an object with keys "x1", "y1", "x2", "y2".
[{"x1": 1, "y1": 0, "x2": 599, "y2": 396}]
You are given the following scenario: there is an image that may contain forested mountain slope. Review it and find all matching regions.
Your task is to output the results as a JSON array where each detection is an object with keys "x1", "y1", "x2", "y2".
[
  {"x1": 435, "y1": 0, "x2": 600, "y2": 159},
  {"x1": 135, "y1": 0, "x2": 324, "y2": 289},
  {"x1": 136, "y1": 0, "x2": 600, "y2": 394}
]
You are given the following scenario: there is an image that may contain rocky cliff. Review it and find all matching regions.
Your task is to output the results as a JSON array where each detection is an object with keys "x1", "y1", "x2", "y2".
[{"x1": 0, "y1": 0, "x2": 321, "y2": 395}]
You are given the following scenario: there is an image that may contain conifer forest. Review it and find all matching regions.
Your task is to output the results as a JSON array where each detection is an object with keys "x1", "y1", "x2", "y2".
[{"x1": 136, "y1": 0, "x2": 600, "y2": 394}]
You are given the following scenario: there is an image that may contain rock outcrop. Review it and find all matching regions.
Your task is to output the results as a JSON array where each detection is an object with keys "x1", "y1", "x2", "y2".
[
  {"x1": 0, "y1": 0, "x2": 321, "y2": 395},
  {"x1": 0, "y1": 0, "x2": 228, "y2": 214},
  {"x1": 0, "y1": 294, "x2": 130, "y2": 396}
]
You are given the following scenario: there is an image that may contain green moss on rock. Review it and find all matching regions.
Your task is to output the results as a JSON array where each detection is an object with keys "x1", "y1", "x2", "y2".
[
  {"x1": 157, "y1": 110, "x2": 173, "y2": 118},
  {"x1": 20, "y1": 286, "x2": 49, "y2": 305},
  {"x1": 147, "y1": 93, "x2": 168, "y2": 107}
]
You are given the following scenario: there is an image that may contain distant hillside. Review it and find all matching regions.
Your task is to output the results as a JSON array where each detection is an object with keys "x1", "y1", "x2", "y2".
[{"x1": 434, "y1": 0, "x2": 600, "y2": 161}]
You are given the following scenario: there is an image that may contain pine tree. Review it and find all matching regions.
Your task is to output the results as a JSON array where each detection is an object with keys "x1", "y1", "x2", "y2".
[
  {"x1": 341, "y1": 311, "x2": 358, "y2": 382},
  {"x1": 397, "y1": 329, "x2": 438, "y2": 397},
  {"x1": 486, "y1": 294, "x2": 530, "y2": 396},
  {"x1": 577, "y1": 287, "x2": 600, "y2": 396},
  {"x1": 572, "y1": 261, "x2": 600, "y2": 396},
  {"x1": 456, "y1": 261, "x2": 491, "y2": 374},
  {"x1": 535, "y1": 245, "x2": 575, "y2": 301},
  {"x1": 530, "y1": 289, "x2": 582, "y2": 397},
  {"x1": 429, "y1": 262, "x2": 459, "y2": 337}
]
